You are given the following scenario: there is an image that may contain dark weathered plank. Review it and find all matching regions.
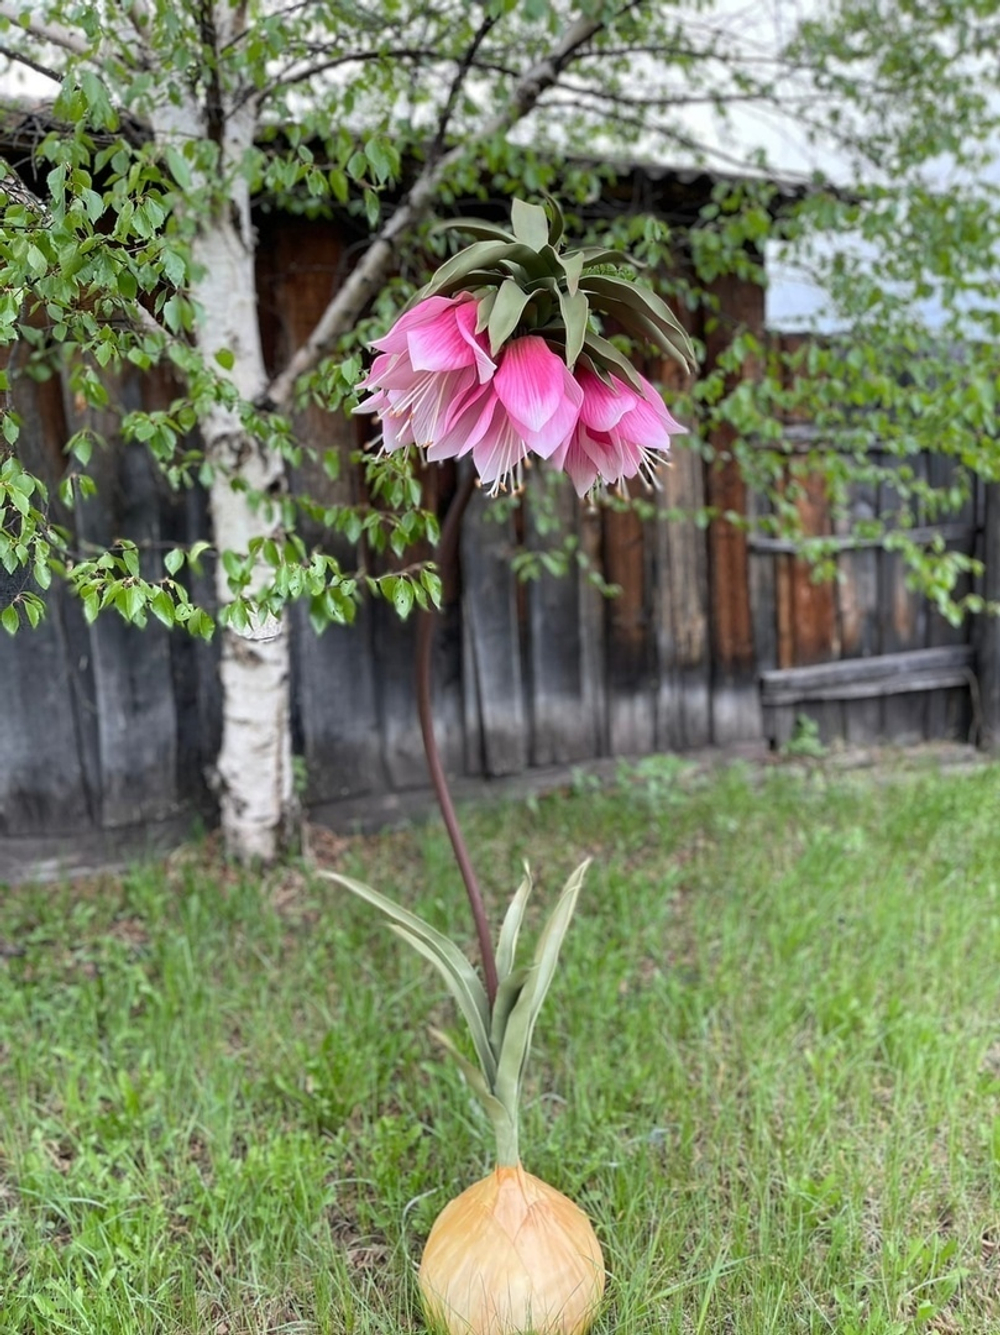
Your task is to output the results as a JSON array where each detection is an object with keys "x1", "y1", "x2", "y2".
[
  {"x1": 259, "y1": 215, "x2": 387, "y2": 799},
  {"x1": 524, "y1": 475, "x2": 597, "y2": 765},
  {"x1": 603, "y1": 500, "x2": 655, "y2": 755},
  {"x1": 787, "y1": 469, "x2": 843, "y2": 740},
  {"x1": 0, "y1": 579, "x2": 95, "y2": 834},
  {"x1": 0, "y1": 376, "x2": 98, "y2": 834},
  {"x1": 835, "y1": 473, "x2": 882, "y2": 743},
  {"x1": 977, "y1": 482, "x2": 1000, "y2": 748},
  {"x1": 653, "y1": 300, "x2": 710, "y2": 752},
  {"x1": 292, "y1": 607, "x2": 386, "y2": 799},
  {"x1": 461, "y1": 483, "x2": 527, "y2": 776},
  {"x1": 63, "y1": 372, "x2": 180, "y2": 826},
  {"x1": 761, "y1": 645, "x2": 974, "y2": 705},
  {"x1": 879, "y1": 455, "x2": 928, "y2": 742},
  {"x1": 656, "y1": 442, "x2": 711, "y2": 748},
  {"x1": 924, "y1": 452, "x2": 975, "y2": 742},
  {"x1": 746, "y1": 485, "x2": 786, "y2": 750},
  {"x1": 703, "y1": 274, "x2": 764, "y2": 744},
  {"x1": 371, "y1": 466, "x2": 466, "y2": 792},
  {"x1": 577, "y1": 502, "x2": 609, "y2": 758}
]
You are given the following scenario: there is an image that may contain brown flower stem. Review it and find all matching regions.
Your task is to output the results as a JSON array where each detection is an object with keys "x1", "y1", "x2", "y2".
[{"x1": 415, "y1": 468, "x2": 499, "y2": 1007}]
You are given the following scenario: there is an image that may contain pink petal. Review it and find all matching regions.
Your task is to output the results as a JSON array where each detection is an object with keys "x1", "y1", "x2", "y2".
[
  {"x1": 637, "y1": 374, "x2": 687, "y2": 435},
  {"x1": 358, "y1": 351, "x2": 400, "y2": 390},
  {"x1": 372, "y1": 295, "x2": 468, "y2": 355},
  {"x1": 427, "y1": 382, "x2": 500, "y2": 461},
  {"x1": 577, "y1": 369, "x2": 636, "y2": 431},
  {"x1": 409, "y1": 366, "x2": 478, "y2": 446},
  {"x1": 407, "y1": 303, "x2": 485, "y2": 374},
  {"x1": 380, "y1": 405, "x2": 415, "y2": 453},
  {"x1": 454, "y1": 298, "x2": 497, "y2": 384},
  {"x1": 351, "y1": 388, "x2": 390, "y2": 417},
  {"x1": 520, "y1": 363, "x2": 582, "y2": 459},
  {"x1": 472, "y1": 412, "x2": 529, "y2": 490},
  {"x1": 616, "y1": 395, "x2": 674, "y2": 453},
  {"x1": 552, "y1": 436, "x2": 600, "y2": 497},
  {"x1": 495, "y1": 337, "x2": 573, "y2": 433}
]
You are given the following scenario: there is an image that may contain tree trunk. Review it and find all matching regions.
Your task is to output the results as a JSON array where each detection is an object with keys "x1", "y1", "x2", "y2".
[
  {"x1": 193, "y1": 179, "x2": 296, "y2": 862},
  {"x1": 153, "y1": 75, "x2": 296, "y2": 862}
]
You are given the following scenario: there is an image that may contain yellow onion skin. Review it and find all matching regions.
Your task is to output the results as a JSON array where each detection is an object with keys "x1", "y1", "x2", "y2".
[{"x1": 418, "y1": 1162, "x2": 605, "y2": 1335}]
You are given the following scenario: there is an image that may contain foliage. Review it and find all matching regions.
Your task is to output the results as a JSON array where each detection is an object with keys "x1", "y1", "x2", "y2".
[
  {"x1": 3, "y1": 756, "x2": 1000, "y2": 1329},
  {"x1": 0, "y1": 0, "x2": 998, "y2": 640}
]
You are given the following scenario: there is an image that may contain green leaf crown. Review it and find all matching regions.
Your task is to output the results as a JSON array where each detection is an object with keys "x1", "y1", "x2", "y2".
[{"x1": 412, "y1": 196, "x2": 697, "y2": 393}]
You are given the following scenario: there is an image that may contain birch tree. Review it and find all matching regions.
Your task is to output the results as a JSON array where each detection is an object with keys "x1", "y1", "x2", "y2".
[{"x1": 1, "y1": 0, "x2": 998, "y2": 860}]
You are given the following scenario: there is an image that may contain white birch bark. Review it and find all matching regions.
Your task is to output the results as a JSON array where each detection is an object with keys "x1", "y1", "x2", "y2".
[{"x1": 148, "y1": 11, "x2": 294, "y2": 863}]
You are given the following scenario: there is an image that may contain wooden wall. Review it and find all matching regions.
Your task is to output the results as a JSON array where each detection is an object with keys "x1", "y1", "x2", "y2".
[{"x1": 0, "y1": 221, "x2": 985, "y2": 846}]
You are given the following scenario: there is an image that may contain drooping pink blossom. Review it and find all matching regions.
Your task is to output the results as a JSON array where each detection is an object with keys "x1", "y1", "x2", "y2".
[
  {"x1": 353, "y1": 294, "x2": 495, "y2": 452},
  {"x1": 427, "y1": 335, "x2": 583, "y2": 492},
  {"x1": 550, "y1": 367, "x2": 686, "y2": 496}
]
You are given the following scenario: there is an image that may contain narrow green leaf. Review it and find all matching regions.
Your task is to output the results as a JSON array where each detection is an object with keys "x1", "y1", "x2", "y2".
[
  {"x1": 386, "y1": 922, "x2": 497, "y2": 1085},
  {"x1": 580, "y1": 275, "x2": 696, "y2": 368},
  {"x1": 558, "y1": 289, "x2": 590, "y2": 368},
  {"x1": 420, "y1": 242, "x2": 552, "y2": 303},
  {"x1": 320, "y1": 871, "x2": 495, "y2": 1082},
  {"x1": 490, "y1": 964, "x2": 531, "y2": 1055},
  {"x1": 544, "y1": 193, "x2": 565, "y2": 247},
  {"x1": 580, "y1": 247, "x2": 642, "y2": 268},
  {"x1": 496, "y1": 866, "x2": 533, "y2": 981},
  {"x1": 430, "y1": 1027, "x2": 518, "y2": 1164},
  {"x1": 419, "y1": 241, "x2": 513, "y2": 300},
  {"x1": 488, "y1": 279, "x2": 532, "y2": 355},
  {"x1": 581, "y1": 331, "x2": 645, "y2": 392},
  {"x1": 434, "y1": 219, "x2": 517, "y2": 244},
  {"x1": 511, "y1": 199, "x2": 549, "y2": 251},
  {"x1": 1, "y1": 604, "x2": 18, "y2": 634},
  {"x1": 475, "y1": 290, "x2": 497, "y2": 335},
  {"x1": 494, "y1": 860, "x2": 591, "y2": 1120},
  {"x1": 562, "y1": 250, "x2": 584, "y2": 297},
  {"x1": 609, "y1": 305, "x2": 695, "y2": 369}
]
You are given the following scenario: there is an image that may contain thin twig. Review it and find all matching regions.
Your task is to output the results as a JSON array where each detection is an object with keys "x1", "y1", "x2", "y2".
[
  {"x1": 0, "y1": 41, "x2": 62, "y2": 83},
  {"x1": 425, "y1": 10, "x2": 499, "y2": 170}
]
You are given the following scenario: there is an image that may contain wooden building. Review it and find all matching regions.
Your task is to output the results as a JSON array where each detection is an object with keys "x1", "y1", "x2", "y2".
[{"x1": 0, "y1": 137, "x2": 990, "y2": 872}]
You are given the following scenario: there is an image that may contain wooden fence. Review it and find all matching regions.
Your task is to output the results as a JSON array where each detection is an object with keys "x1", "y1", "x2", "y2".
[{"x1": 0, "y1": 222, "x2": 993, "y2": 853}]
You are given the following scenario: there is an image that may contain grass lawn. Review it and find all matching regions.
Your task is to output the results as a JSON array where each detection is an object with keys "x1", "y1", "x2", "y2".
[{"x1": 2, "y1": 755, "x2": 1000, "y2": 1333}]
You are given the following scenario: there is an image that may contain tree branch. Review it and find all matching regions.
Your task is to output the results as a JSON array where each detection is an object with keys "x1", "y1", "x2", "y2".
[
  {"x1": 0, "y1": 2, "x2": 89, "y2": 57},
  {"x1": 425, "y1": 10, "x2": 498, "y2": 169},
  {"x1": 263, "y1": 9, "x2": 613, "y2": 410},
  {"x1": 0, "y1": 40, "x2": 62, "y2": 82},
  {"x1": 245, "y1": 46, "x2": 460, "y2": 109}
]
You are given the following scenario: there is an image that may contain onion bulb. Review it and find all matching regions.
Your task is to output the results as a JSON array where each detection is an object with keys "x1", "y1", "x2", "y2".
[{"x1": 419, "y1": 1162, "x2": 605, "y2": 1335}]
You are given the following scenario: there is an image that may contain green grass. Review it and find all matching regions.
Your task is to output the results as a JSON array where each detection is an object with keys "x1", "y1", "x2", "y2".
[{"x1": 2, "y1": 755, "x2": 1000, "y2": 1332}]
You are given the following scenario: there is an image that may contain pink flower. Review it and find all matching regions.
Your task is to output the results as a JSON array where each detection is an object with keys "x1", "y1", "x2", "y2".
[
  {"x1": 353, "y1": 294, "x2": 495, "y2": 452},
  {"x1": 355, "y1": 295, "x2": 685, "y2": 497},
  {"x1": 550, "y1": 367, "x2": 686, "y2": 496},
  {"x1": 427, "y1": 336, "x2": 583, "y2": 492}
]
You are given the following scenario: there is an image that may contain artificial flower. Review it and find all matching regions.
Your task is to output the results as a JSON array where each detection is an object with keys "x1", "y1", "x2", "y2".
[
  {"x1": 551, "y1": 366, "x2": 686, "y2": 496},
  {"x1": 427, "y1": 334, "x2": 583, "y2": 492},
  {"x1": 353, "y1": 293, "x2": 495, "y2": 453}
]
